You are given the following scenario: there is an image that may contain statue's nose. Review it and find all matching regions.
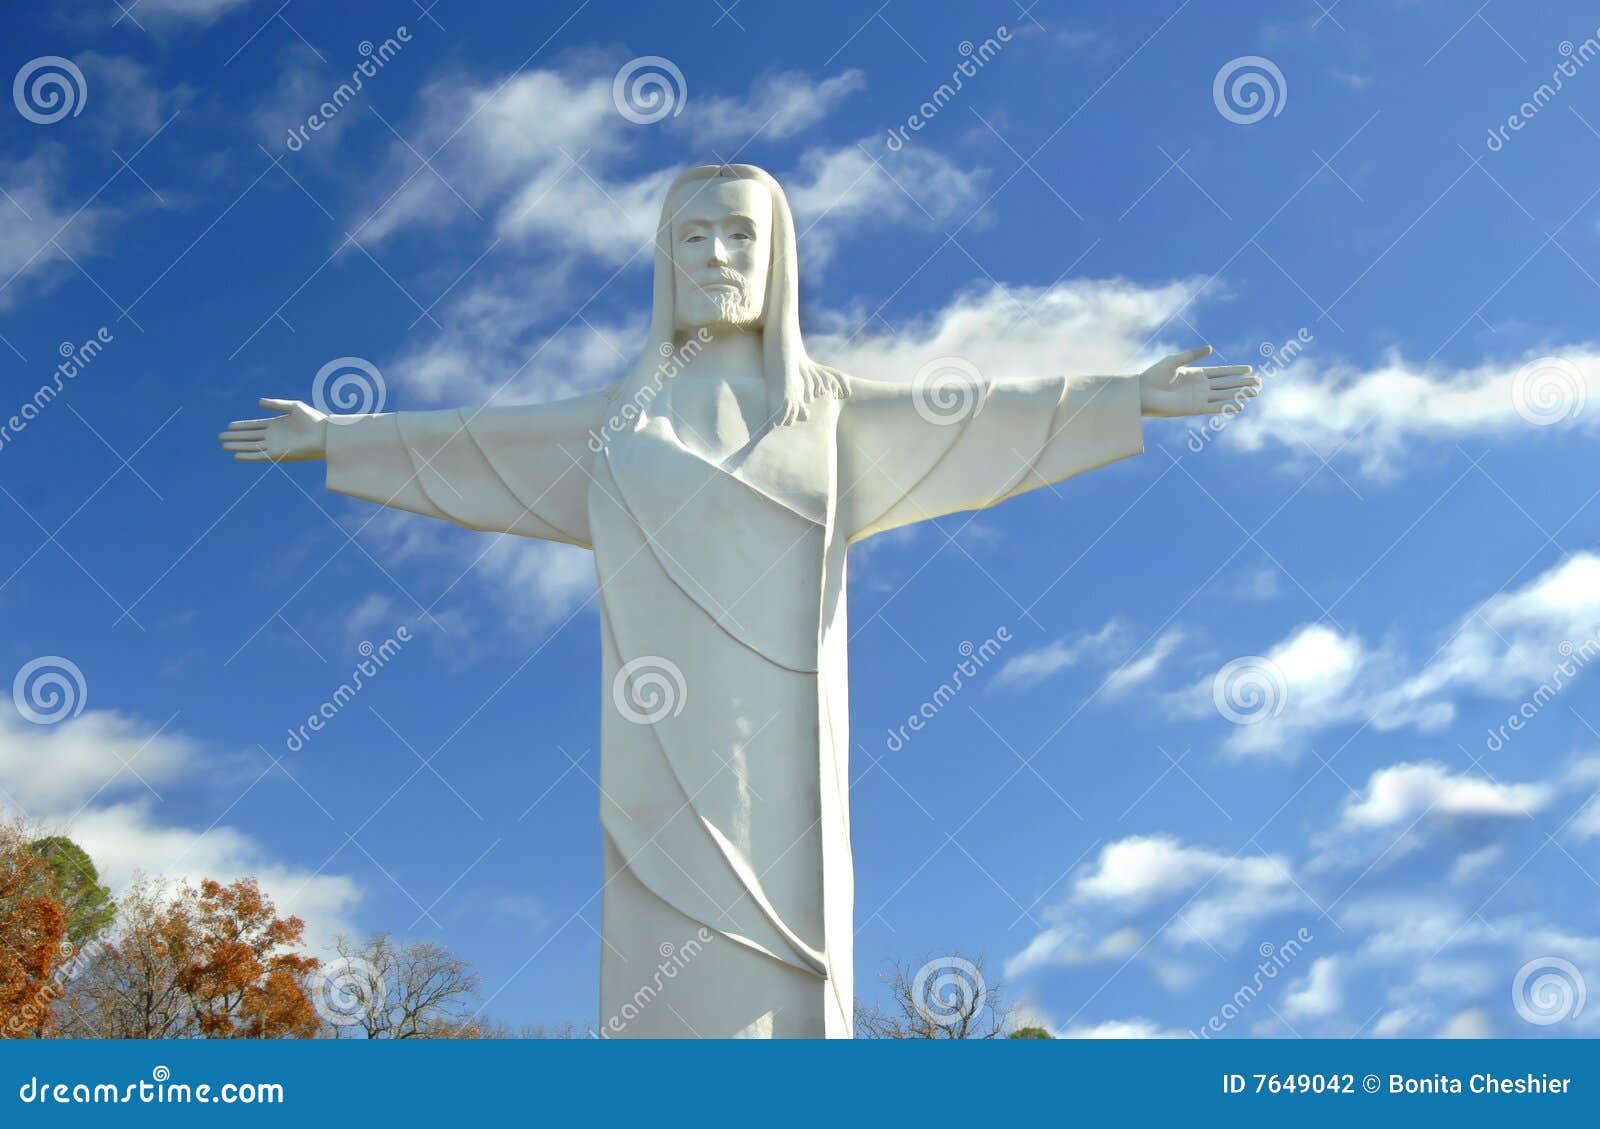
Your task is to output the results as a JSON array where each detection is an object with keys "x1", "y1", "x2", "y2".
[{"x1": 709, "y1": 238, "x2": 729, "y2": 266}]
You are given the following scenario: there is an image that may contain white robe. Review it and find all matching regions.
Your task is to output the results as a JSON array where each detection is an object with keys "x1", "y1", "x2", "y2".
[{"x1": 324, "y1": 370, "x2": 1144, "y2": 1037}]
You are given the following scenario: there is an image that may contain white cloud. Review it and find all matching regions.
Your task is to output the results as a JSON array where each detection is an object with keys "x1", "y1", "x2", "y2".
[
  {"x1": 1449, "y1": 844, "x2": 1504, "y2": 883},
  {"x1": 0, "y1": 707, "x2": 195, "y2": 811},
  {"x1": 0, "y1": 705, "x2": 361, "y2": 950},
  {"x1": 815, "y1": 276, "x2": 1204, "y2": 386},
  {"x1": 0, "y1": 151, "x2": 113, "y2": 311},
  {"x1": 1175, "y1": 623, "x2": 1422, "y2": 759},
  {"x1": 1225, "y1": 349, "x2": 1600, "y2": 478},
  {"x1": 1281, "y1": 956, "x2": 1343, "y2": 1019},
  {"x1": 1309, "y1": 762, "x2": 1551, "y2": 875},
  {"x1": 1072, "y1": 835, "x2": 1298, "y2": 947},
  {"x1": 1007, "y1": 835, "x2": 1303, "y2": 984},
  {"x1": 129, "y1": 0, "x2": 253, "y2": 25},
  {"x1": 359, "y1": 510, "x2": 596, "y2": 637},
  {"x1": 78, "y1": 52, "x2": 190, "y2": 140},
  {"x1": 357, "y1": 60, "x2": 985, "y2": 407},
  {"x1": 783, "y1": 140, "x2": 986, "y2": 268},
  {"x1": 1181, "y1": 553, "x2": 1600, "y2": 759},
  {"x1": 993, "y1": 620, "x2": 1124, "y2": 691},
  {"x1": 680, "y1": 68, "x2": 865, "y2": 145},
  {"x1": 1004, "y1": 924, "x2": 1141, "y2": 978},
  {"x1": 1371, "y1": 1007, "x2": 1425, "y2": 1036},
  {"x1": 352, "y1": 59, "x2": 960, "y2": 273},
  {"x1": 1440, "y1": 1007, "x2": 1493, "y2": 1037},
  {"x1": 1400, "y1": 552, "x2": 1600, "y2": 706},
  {"x1": 1073, "y1": 836, "x2": 1275, "y2": 905},
  {"x1": 1338, "y1": 762, "x2": 1550, "y2": 830},
  {"x1": 1058, "y1": 1018, "x2": 1185, "y2": 1038},
  {"x1": 1103, "y1": 628, "x2": 1185, "y2": 699}
]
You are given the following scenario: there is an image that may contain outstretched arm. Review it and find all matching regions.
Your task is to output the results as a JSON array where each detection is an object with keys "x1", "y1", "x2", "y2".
[
  {"x1": 220, "y1": 394, "x2": 608, "y2": 548},
  {"x1": 837, "y1": 346, "x2": 1258, "y2": 542}
]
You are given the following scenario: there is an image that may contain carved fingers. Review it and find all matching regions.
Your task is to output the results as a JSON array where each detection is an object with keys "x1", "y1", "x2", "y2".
[
  {"x1": 1190, "y1": 364, "x2": 1261, "y2": 414},
  {"x1": 774, "y1": 364, "x2": 851, "y2": 427},
  {"x1": 219, "y1": 399, "x2": 328, "y2": 461},
  {"x1": 220, "y1": 416, "x2": 271, "y2": 461}
]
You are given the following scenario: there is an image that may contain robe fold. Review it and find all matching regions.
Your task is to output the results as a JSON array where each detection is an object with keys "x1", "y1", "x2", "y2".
[{"x1": 324, "y1": 370, "x2": 1143, "y2": 1037}]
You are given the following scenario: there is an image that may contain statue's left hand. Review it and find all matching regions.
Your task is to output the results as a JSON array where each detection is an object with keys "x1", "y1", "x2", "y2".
[
  {"x1": 775, "y1": 362, "x2": 851, "y2": 427},
  {"x1": 1138, "y1": 346, "x2": 1259, "y2": 418},
  {"x1": 219, "y1": 399, "x2": 329, "y2": 462}
]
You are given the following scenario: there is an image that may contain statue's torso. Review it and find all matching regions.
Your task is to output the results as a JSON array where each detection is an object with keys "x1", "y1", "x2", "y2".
[{"x1": 659, "y1": 371, "x2": 769, "y2": 465}]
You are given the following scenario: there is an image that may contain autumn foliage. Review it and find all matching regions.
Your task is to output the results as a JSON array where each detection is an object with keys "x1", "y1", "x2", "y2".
[
  {"x1": 0, "y1": 824, "x2": 69, "y2": 1037},
  {"x1": 61, "y1": 877, "x2": 320, "y2": 1039},
  {"x1": 3, "y1": 829, "x2": 500, "y2": 1039}
]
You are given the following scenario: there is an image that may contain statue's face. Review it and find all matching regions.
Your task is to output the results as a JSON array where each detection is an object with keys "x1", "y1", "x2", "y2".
[{"x1": 669, "y1": 178, "x2": 772, "y2": 333}]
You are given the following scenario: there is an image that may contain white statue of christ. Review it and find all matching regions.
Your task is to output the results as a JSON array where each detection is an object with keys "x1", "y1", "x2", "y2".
[{"x1": 221, "y1": 164, "x2": 1259, "y2": 1038}]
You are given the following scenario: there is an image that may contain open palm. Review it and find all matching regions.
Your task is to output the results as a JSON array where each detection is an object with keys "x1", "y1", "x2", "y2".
[
  {"x1": 219, "y1": 399, "x2": 328, "y2": 462},
  {"x1": 1139, "y1": 346, "x2": 1260, "y2": 418}
]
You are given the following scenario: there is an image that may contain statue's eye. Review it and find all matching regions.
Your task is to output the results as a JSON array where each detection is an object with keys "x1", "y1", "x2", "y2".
[
  {"x1": 684, "y1": 234, "x2": 706, "y2": 244},
  {"x1": 731, "y1": 232, "x2": 752, "y2": 241}
]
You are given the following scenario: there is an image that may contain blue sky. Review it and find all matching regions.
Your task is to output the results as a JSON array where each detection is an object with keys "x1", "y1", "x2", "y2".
[{"x1": 3, "y1": 0, "x2": 1600, "y2": 1038}]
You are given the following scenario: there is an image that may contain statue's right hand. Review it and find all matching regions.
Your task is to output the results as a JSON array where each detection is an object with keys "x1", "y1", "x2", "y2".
[{"x1": 219, "y1": 399, "x2": 329, "y2": 462}]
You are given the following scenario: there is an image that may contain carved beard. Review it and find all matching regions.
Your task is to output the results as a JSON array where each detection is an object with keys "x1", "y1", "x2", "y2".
[{"x1": 680, "y1": 280, "x2": 762, "y2": 331}]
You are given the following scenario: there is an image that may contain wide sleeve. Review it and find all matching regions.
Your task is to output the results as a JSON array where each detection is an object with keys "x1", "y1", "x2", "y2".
[
  {"x1": 837, "y1": 373, "x2": 1144, "y2": 542},
  {"x1": 324, "y1": 393, "x2": 606, "y2": 548}
]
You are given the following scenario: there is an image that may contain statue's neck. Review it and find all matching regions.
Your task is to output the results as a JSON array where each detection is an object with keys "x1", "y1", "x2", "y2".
[
  {"x1": 667, "y1": 327, "x2": 771, "y2": 456},
  {"x1": 676, "y1": 327, "x2": 763, "y2": 382}
]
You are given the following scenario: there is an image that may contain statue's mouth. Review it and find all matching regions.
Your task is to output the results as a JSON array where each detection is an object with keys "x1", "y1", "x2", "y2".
[{"x1": 698, "y1": 272, "x2": 746, "y2": 292}]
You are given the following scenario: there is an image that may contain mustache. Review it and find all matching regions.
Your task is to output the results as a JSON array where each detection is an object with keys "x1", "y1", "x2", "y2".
[{"x1": 696, "y1": 269, "x2": 747, "y2": 290}]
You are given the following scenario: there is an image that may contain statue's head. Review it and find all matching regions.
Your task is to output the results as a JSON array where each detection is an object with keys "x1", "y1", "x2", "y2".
[
  {"x1": 666, "y1": 174, "x2": 773, "y2": 334},
  {"x1": 616, "y1": 163, "x2": 846, "y2": 427}
]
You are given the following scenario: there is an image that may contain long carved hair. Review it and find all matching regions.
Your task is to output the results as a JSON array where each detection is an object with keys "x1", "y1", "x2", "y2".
[{"x1": 614, "y1": 164, "x2": 848, "y2": 428}]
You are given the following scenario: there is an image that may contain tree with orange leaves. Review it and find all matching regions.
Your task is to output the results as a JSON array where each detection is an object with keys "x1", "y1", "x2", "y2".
[
  {"x1": 60, "y1": 877, "x2": 319, "y2": 1039},
  {"x1": 0, "y1": 822, "x2": 70, "y2": 1039}
]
